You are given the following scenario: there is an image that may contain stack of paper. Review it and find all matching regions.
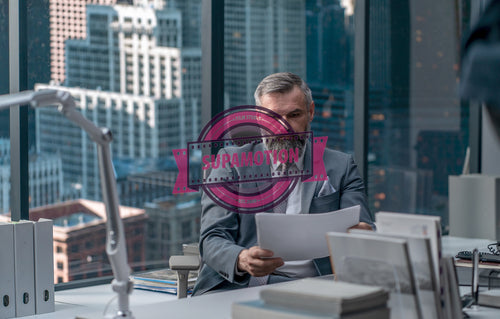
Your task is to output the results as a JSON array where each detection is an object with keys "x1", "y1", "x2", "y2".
[
  {"x1": 232, "y1": 278, "x2": 390, "y2": 319},
  {"x1": 132, "y1": 268, "x2": 198, "y2": 295},
  {"x1": 256, "y1": 205, "x2": 360, "y2": 261}
]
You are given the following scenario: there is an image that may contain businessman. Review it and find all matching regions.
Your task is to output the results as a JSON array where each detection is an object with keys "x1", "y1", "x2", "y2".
[{"x1": 192, "y1": 72, "x2": 373, "y2": 296}]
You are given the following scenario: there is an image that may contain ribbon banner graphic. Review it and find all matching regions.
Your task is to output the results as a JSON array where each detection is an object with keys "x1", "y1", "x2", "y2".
[{"x1": 173, "y1": 105, "x2": 327, "y2": 214}]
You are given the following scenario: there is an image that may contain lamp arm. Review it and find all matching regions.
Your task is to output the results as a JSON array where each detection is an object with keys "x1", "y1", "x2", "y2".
[{"x1": 0, "y1": 89, "x2": 134, "y2": 318}]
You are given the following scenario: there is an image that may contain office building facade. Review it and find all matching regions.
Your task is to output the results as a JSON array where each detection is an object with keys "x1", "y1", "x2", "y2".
[
  {"x1": 48, "y1": 0, "x2": 118, "y2": 85},
  {"x1": 36, "y1": 0, "x2": 201, "y2": 202},
  {"x1": 224, "y1": 0, "x2": 306, "y2": 107},
  {"x1": 0, "y1": 139, "x2": 64, "y2": 214},
  {"x1": 144, "y1": 194, "x2": 201, "y2": 267},
  {"x1": 35, "y1": 84, "x2": 192, "y2": 200}
]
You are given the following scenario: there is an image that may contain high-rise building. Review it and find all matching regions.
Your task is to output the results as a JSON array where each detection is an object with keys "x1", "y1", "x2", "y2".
[
  {"x1": 305, "y1": 0, "x2": 354, "y2": 151},
  {"x1": 65, "y1": 4, "x2": 183, "y2": 96},
  {"x1": 35, "y1": 84, "x2": 191, "y2": 199},
  {"x1": 309, "y1": 85, "x2": 353, "y2": 151},
  {"x1": 0, "y1": 139, "x2": 64, "y2": 213},
  {"x1": 224, "y1": 0, "x2": 306, "y2": 107},
  {"x1": 366, "y1": 0, "x2": 464, "y2": 223},
  {"x1": 144, "y1": 194, "x2": 201, "y2": 266},
  {"x1": 36, "y1": 1, "x2": 202, "y2": 201},
  {"x1": 367, "y1": 165, "x2": 433, "y2": 214},
  {"x1": 49, "y1": 0, "x2": 118, "y2": 84},
  {"x1": 171, "y1": 0, "x2": 202, "y2": 48},
  {"x1": 306, "y1": 0, "x2": 348, "y2": 87},
  {"x1": 114, "y1": 157, "x2": 178, "y2": 208}
]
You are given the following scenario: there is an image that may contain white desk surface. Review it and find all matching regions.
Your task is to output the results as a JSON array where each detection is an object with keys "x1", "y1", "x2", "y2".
[{"x1": 21, "y1": 236, "x2": 500, "y2": 319}]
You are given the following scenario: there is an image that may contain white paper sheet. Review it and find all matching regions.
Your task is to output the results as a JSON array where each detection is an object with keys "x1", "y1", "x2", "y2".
[{"x1": 255, "y1": 205, "x2": 360, "y2": 261}]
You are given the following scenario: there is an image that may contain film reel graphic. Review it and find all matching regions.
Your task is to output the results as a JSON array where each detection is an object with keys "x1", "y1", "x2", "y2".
[{"x1": 173, "y1": 105, "x2": 327, "y2": 214}]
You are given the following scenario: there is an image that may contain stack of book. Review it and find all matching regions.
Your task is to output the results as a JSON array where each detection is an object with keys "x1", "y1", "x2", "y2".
[
  {"x1": 132, "y1": 268, "x2": 198, "y2": 295},
  {"x1": 327, "y1": 212, "x2": 463, "y2": 319},
  {"x1": 231, "y1": 278, "x2": 390, "y2": 319}
]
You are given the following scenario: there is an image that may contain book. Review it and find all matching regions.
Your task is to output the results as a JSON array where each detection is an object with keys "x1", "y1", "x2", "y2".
[
  {"x1": 232, "y1": 299, "x2": 390, "y2": 319},
  {"x1": 375, "y1": 212, "x2": 442, "y2": 281},
  {"x1": 33, "y1": 218, "x2": 55, "y2": 314},
  {"x1": 326, "y1": 231, "x2": 421, "y2": 319},
  {"x1": 478, "y1": 289, "x2": 500, "y2": 308},
  {"x1": 13, "y1": 220, "x2": 36, "y2": 317},
  {"x1": 374, "y1": 212, "x2": 446, "y2": 318},
  {"x1": 442, "y1": 256, "x2": 462, "y2": 318},
  {"x1": 0, "y1": 222, "x2": 16, "y2": 319},
  {"x1": 132, "y1": 268, "x2": 198, "y2": 294},
  {"x1": 259, "y1": 278, "x2": 388, "y2": 315},
  {"x1": 349, "y1": 229, "x2": 443, "y2": 319}
]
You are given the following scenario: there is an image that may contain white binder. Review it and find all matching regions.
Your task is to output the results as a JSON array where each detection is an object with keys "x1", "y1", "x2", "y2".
[
  {"x1": 13, "y1": 220, "x2": 36, "y2": 317},
  {"x1": 0, "y1": 222, "x2": 16, "y2": 318},
  {"x1": 34, "y1": 219, "x2": 55, "y2": 314}
]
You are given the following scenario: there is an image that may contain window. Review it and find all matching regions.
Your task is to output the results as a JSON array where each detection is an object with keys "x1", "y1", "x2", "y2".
[
  {"x1": 224, "y1": 0, "x2": 354, "y2": 151},
  {"x1": 2, "y1": 0, "x2": 479, "y2": 288},
  {"x1": 366, "y1": 0, "x2": 471, "y2": 233},
  {"x1": 17, "y1": 0, "x2": 203, "y2": 283}
]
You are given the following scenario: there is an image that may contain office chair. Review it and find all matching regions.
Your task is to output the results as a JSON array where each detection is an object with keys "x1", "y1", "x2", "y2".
[{"x1": 168, "y1": 243, "x2": 200, "y2": 299}]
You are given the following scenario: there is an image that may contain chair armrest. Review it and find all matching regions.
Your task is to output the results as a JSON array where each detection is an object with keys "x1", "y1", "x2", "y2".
[
  {"x1": 169, "y1": 255, "x2": 200, "y2": 299},
  {"x1": 169, "y1": 255, "x2": 200, "y2": 271}
]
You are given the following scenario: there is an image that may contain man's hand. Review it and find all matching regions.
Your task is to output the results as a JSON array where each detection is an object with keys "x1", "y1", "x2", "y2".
[
  {"x1": 348, "y1": 222, "x2": 373, "y2": 231},
  {"x1": 237, "y1": 246, "x2": 284, "y2": 277}
]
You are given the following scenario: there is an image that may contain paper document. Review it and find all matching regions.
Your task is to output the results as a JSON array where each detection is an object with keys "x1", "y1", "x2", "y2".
[{"x1": 256, "y1": 205, "x2": 360, "y2": 261}]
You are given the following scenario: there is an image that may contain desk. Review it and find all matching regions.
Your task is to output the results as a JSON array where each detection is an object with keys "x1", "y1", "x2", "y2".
[
  {"x1": 22, "y1": 236, "x2": 500, "y2": 319},
  {"x1": 23, "y1": 285, "x2": 177, "y2": 319},
  {"x1": 25, "y1": 282, "x2": 500, "y2": 319}
]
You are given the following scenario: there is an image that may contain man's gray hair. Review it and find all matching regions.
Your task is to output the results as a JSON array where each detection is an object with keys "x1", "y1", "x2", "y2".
[{"x1": 254, "y1": 72, "x2": 313, "y2": 110}]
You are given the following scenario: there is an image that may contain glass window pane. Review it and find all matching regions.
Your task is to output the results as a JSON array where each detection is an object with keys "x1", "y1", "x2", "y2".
[
  {"x1": 26, "y1": 0, "x2": 202, "y2": 284},
  {"x1": 224, "y1": 0, "x2": 355, "y2": 152},
  {"x1": 367, "y1": 0, "x2": 471, "y2": 233}
]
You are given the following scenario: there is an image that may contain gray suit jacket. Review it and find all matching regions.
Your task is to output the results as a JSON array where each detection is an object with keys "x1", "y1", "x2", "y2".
[{"x1": 192, "y1": 143, "x2": 372, "y2": 296}]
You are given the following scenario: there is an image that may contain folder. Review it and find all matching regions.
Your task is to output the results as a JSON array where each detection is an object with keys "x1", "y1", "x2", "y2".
[
  {"x1": 34, "y1": 219, "x2": 55, "y2": 314},
  {"x1": 0, "y1": 222, "x2": 16, "y2": 318},
  {"x1": 13, "y1": 220, "x2": 36, "y2": 317}
]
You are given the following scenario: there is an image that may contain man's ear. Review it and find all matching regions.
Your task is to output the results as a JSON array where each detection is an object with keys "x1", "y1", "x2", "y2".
[{"x1": 309, "y1": 101, "x2": 315, "y2": 122}]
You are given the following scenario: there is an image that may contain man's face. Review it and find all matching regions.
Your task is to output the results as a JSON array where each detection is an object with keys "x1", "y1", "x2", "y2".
[{"x1": 259, "y1": 86, "x2": 314, "y2": 133}]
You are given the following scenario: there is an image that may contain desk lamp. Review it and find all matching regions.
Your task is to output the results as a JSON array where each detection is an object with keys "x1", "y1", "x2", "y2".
[{"x1": 0, "y1": 89, "x2": 134, "y2": 319}]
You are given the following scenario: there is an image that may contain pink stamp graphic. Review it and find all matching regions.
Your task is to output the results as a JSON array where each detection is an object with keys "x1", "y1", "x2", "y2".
[{"x1": 173, "y1": 105, "x2": 327, "y2": 213}]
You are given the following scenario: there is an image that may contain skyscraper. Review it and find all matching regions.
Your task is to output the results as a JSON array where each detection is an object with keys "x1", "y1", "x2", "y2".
[
  {"x1": 0, "y1": 139, "x2": 64, "y2": 213},
  {"x1": 36, "y1": 1, "x2": 201, "y2": 201},
  {"x1": 48, "y1": 0, "x2": 118, "y2": 85},
  {"x1": 224, "y1": 0, "x2": 306, "y2": 107},
  {"x1": 305, "y1": 0, "x2": 354, "y2": 151}
]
